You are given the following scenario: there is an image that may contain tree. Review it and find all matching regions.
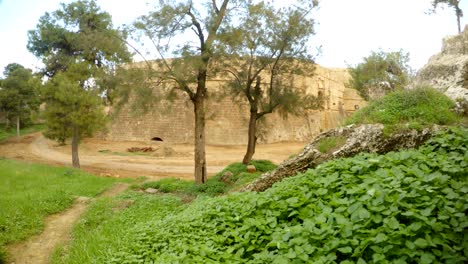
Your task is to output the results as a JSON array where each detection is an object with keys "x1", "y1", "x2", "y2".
[
  {"x1": 431, "y1": 0, "x2": 463, "y2": 33},
  {"x1": 0, "y1": 63, "x2": 40, "y2": 137},
  {"x1": 41, "y1": 65, "x2": 106, "y2": 167},
  {"x1": 28, "y1": 0, "x2": 131, "y2": 168},
  {"x1": 347, "y1": 50, "x2": 411, "y2": 101},
  {"x1": 129, "y1": 0, "x2": 243, "y2": 184},
  {"x1": 220, "y1": 1, "x2": 322, "y2": 164}
]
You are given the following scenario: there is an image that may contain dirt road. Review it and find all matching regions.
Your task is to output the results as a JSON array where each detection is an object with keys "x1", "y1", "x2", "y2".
[{"x1": 0, "y1": 133, "x2": 305, "y2": 180}]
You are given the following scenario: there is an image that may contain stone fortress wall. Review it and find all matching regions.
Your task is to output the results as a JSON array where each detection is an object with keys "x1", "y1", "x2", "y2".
[{"x1": 106, "y1": 64, "x2": 367, "y2": 145}]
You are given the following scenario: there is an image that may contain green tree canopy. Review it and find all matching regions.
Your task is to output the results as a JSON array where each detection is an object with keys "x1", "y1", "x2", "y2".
[
  {"x1": 28, "y1": 0, "x2": 131, "y2": 168},
  {"x1": 347, "y1": 50, "x2": 412, "y2": 101},
  {"x1": 41, "y1": 64, "x2": 106, "y2": 149},
  {"x1": 0, "y1": 63, "x2": 40, "y2": 137},
  {"x1": 220, "y1": 0, "x2": 322, "y2": 164}
]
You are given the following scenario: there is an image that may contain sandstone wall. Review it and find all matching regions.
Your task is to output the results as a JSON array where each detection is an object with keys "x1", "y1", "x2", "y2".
[{"x1": 106, "y1": 65, "x2": 366, "y2": 145}]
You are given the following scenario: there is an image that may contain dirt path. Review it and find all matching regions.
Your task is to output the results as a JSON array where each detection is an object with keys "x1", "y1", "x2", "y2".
[
  {"x1": 6, "y1": 183, "x2": 129, "y2": 264},
  {"x1": 0, "y1": 133, "x2": 305, "y2": 180}
]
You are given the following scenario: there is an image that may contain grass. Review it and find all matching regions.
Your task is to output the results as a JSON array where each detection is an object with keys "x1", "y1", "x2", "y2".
[
  {"x1": 51, "y1": 192, "x2": 184, "y2": 264},
  {"x1": 139, "y1": 160, "x2": 277, "y2": 196},
  {"x1": 0, "y1": 159, "x2": 120, "y2": 262},
  {"x1": 345, "y1": 86, "x2": 459, "y2": 134},
  {"x1": 0, "y1": 123, "x2": 45, "y2": 141},
  {"x1": 316, "y1": 136, "x2": 347, "y2": 153}
]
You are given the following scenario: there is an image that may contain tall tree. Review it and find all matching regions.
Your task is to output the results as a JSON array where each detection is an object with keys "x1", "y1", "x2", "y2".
[
  {"x1": 221, "y1": 1, "x2": 322, "y2": 164},
  {"x1": 431, "y1": 0, "x2": 463, "y2": 33},
  {"x1": 28, "y1": 0, "x2": 131, "y2": 168},
  {"x1": 0, "y1": 63, "x2": 40, "y2": 137},
  {"x1": 129, "y1": 0, "x2": 242, "y2": 183},
  {"x1": 347, "y1": 50, "x2": 411, "y2": 101}
]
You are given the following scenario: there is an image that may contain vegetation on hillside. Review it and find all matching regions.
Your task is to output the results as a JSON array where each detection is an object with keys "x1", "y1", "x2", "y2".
[
  {"x1": 345, "y1": 86, "x2": 459, "y2": 134},
  {"x1": 139, "y1": 160, "x2": 277, "y2": 196},
  {"x1": 53, "y1": 128, "x2": 467, "y2": 263},
  {"x1": 0, "y1": 160, "x2": 119, "y2": 262},
  {"x1": 347, "y1": 50, "x2": 412, "y2": 100}
]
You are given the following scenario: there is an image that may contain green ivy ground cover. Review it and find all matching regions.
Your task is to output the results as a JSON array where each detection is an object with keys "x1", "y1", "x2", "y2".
[{"x1": 97, "y1": 128, "x2": 468, "y2": 263}]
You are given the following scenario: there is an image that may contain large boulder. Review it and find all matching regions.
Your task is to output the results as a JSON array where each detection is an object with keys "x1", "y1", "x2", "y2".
[
  {"x1": 416, "y1": 26, "x2": 468, "y2": 101},
  {"x1": 241, "y1": 124, "x2": 439, "y2": 192}
]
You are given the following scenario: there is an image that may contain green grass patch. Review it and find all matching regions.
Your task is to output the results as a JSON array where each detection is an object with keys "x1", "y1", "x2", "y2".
[
  {"x1": 345, "y1": 86, "x2": 459, "y2": 134},
  {"x1": 51, "y1": 192, "x2": 184, "y2": 264},
  {"x1": 141, "y1": 177, "x2": 193, "y2": 193},
  {"x1": 102, "y1": 127, "x2": 468, "y2": 263},
  {"x1": 0, "y1": 159, "x2": 119, "y2": 261},
  {"x1": 139, "y1": 160, "x2": 277, "y2": 196},
  {"x1": 316, "y1": 136, "x2": 347, "y2": 153},
  {"x1": 0, "y1": 123, "x2": 45, "y2": 141}
]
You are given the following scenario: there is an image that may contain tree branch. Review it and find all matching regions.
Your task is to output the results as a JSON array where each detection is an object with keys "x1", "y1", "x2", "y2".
[
  {"x1": 212, "y1": 0, "x2": 220, "y2": 14},
  {"x1": 186, "y1": 6, "x2": 205, "y2": 50},
  {"x1": 205, "y1": 0, "x2": 229, "y2": 48}
]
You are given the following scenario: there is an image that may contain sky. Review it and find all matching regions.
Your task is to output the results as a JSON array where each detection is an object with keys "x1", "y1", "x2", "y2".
[{"x1": 0, "y1": 0, "x2": 467, "y2": 77}]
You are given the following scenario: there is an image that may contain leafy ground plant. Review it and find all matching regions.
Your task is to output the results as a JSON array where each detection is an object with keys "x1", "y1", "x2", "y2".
[
  {"x1": 0, "y1": 160, "x2": 119, "y2": 262},
  {"x1": 106, "y1": 127, "x2": 467, "y2": 263},
  {"x1": 345, "y1": 86, "x2": 459, "y2": 134}
]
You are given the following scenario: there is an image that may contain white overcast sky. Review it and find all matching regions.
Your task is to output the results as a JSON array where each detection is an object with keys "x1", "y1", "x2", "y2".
[{"x1": 0, "y1": 0, "x2": 467, "y2": 77}]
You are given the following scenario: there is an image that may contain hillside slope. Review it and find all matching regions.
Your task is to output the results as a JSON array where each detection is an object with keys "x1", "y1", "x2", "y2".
[{"x1": 106, "y1": 127, "x2": 468, "y2": 263}]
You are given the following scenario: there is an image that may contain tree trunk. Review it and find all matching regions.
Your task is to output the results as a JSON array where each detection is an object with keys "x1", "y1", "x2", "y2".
[
  {"x1": 193, "y1": 95, "x2": 207, "y2": 184},
  {"x1": 71, "y1": 126, "x2": 80, "y2": 168},
  {"x1": 5, "y1": 113, "x2": 10, "y2": 129},
  {"x1": 457, "y1": 13, "x2": 461, "y2": 33},
  {"x1": 16, "y1": 116, "x2": 20, "y2": 138},
  {"x1": 242, "y1": 110, "x2": 258, "y2": 165}
]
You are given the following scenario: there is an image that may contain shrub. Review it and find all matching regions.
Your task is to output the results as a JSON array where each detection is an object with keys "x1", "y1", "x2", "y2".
[
  {"x1": 140, "y1": 160, "x2": 277, "y2": 196},
  {"x1": 141, "y1": 178, "x2": 192, "y2": 193},
  {"x1": 347, "y1": 50, "x2": 411, "y2": 100},
  {"x1": 345, "y1": 86, "x2": 458, "y2": 133},
  {"x1": 107, "y1": 128, "x2": 468, "y2": 263}
]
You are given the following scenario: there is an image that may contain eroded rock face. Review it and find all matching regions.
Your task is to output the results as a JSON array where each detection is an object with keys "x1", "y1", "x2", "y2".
[
  {"x1": 241, "y1": 124, "x2": 439, "y2": 192},
  {"x1": 416, "y1": 26, "x2": 468, "y2": 101}
]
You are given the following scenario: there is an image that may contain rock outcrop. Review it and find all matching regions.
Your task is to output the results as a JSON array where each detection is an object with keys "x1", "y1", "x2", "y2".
[
  {"x1": 241, "y1": 124, "x2": 439, "y2": 192},
  {"x1": 416, "y1": 26, "x2": 468, "y2": 101}
]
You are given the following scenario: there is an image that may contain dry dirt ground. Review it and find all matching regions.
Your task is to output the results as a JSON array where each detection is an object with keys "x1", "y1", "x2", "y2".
[
  {"x1": 6, "y1": 183, "x2": 129, "y2": 264},
  {"x1": 0, "y1": 132, "x2": 305, "y2": 180}
]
